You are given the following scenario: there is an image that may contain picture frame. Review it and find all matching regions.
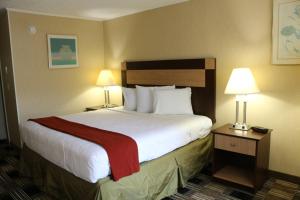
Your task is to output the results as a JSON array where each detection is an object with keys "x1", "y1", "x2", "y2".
[
  {"x1": 272, "y1": 0, "x2": 300, "y2": 64},
  {"x1": 47, "y1": 35, "x2": 79, "y2": 68}
]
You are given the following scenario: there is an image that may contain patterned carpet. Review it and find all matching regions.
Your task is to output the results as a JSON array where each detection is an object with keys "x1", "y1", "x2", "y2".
[
  {"x1": 0, "y1": 141, "x2": 299, "y2": 200},
  {"x1": 167, "y1": 175, "x2": 300, "y2": 200}
]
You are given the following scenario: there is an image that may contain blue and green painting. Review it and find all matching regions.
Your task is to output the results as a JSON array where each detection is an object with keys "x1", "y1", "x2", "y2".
[
  {"x1": 280, "y1": 5, "x2": 300, "y2": 57},
  {"x1": 50, "y1": 37, "x2": 78, "y2": 66}
]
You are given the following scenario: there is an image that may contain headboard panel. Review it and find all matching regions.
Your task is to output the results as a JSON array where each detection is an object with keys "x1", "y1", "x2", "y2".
[{"x1": 121, "y1": 58, "x2": 216, "y2": 123}]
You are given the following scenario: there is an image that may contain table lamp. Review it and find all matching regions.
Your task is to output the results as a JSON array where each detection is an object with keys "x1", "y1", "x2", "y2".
[
  {"x1": 225, "y1": 67, "x2": 259, "y2": 130},
  {"x1": 96, "y1": 69, "x2": 116, "y2": 108}
]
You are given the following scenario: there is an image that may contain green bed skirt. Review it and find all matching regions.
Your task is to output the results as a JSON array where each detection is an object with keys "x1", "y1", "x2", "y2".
[{"x1": 20, "y1": 134, "x2": 212, "y2": 200}]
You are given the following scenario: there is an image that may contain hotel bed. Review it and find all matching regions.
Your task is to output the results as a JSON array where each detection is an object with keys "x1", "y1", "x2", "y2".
[
  {"x1": 20, "y1": 58, "x2": 216, "y2": 200},
  {"x1": 22, "y1": 107, "x2": 212, "y2": 183}
]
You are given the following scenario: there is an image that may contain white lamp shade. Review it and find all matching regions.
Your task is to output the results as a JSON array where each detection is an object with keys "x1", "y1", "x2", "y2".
[
  {"x1": 96, "y1": 69, "x2": 115, "y2": 86},
  {"x1": 225, "y1": 68, "x2": 259, "y2": 94}
]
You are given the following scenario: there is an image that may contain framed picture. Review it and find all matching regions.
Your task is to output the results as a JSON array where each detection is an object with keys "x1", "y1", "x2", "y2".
[
  {"x1": 47, "y1": 35, "x2": 79, "y2": 68},
  {"x1": 273, "y1": 0, "x2": 300, "y2": 64}
]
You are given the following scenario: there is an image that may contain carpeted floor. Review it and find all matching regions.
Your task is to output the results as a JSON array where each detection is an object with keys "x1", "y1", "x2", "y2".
[
  {"x1": 0, "y1": 141, "x2": 299, "y2": 200},
  {"x1": 167, "y1": 175, "x2": 300, "y2": 200}
]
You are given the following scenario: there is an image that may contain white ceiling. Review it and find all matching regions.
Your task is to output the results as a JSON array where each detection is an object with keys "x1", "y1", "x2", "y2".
[{"x1": 0, "y1": 0, "x2": 188, "y2": 21}]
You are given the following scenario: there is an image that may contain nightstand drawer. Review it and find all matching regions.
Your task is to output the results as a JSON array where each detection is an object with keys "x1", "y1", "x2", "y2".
[{"x1": 214, "y1": 134, "x2": 256, "y2": 156}]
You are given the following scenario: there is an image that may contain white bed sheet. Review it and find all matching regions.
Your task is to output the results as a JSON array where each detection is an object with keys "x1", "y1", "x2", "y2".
[{"x1": 21, "y1": 107, "x2": 212, "y2": 183}]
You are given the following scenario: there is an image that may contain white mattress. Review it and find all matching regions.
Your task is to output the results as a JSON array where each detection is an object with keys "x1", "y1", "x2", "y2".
[{"x1": 21, "y1": 107, "x2": 212, "y2": 183}]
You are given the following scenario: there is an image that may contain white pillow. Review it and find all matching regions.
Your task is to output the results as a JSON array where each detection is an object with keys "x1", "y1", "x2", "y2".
[
  {"x1": 122, "y1": 87, "x2": 137, "y2": 111},
  {"x1": 136, "y1": 85, "x2": 175, "y2": 113},
  {"x1": 153, "y1": 87, "x2": 193, "y2": 115}
]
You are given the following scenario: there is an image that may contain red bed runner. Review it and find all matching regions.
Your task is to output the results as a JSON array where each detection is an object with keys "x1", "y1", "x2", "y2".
[{"x1": 29, "y1": 116, "x2": 140, "y2": 181}]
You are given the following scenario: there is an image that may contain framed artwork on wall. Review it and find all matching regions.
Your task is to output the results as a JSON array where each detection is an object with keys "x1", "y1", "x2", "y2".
[
  {"x1": 47, "y1": 35, "x2": 79, "y2": 68},
  {"x1": 273, "y1": 0, "x2": 300, "y2": 64}
]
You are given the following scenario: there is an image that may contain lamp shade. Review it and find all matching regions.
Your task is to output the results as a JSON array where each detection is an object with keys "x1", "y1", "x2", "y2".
[
  {"x1": 96, "y1": 69, "x2": 115, "y2": 86},
  {"x1": 225, "y1": 68, "x2": 259, "y2": 94}
]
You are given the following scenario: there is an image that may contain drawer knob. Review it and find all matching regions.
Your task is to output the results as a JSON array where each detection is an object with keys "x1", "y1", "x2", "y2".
[{"x1": 230, "y1": 143, "x2": 236, "y2": 147}]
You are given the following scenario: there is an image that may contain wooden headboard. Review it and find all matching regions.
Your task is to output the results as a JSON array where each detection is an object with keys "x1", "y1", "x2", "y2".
[{"x1": 121, "y1": 58, "x2": 216, "y2": 123}]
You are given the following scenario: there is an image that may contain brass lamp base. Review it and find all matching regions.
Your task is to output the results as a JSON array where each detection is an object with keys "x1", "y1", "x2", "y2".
[{"x1": 230, "y1": 123, "x2": 251, "y2": 131}]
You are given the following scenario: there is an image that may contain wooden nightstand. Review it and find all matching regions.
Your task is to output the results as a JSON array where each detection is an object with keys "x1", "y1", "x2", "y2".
[
  {"x1": 85, "y1": 104, "x2": 119, "y2": 112},
  {"x1": 212, "y1": 124, "x2": 272, "y2": 191}
]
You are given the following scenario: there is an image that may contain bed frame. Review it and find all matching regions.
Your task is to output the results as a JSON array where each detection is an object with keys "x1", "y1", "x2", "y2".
[
  {"x1": 121, "y1": 58, "x2": 216, "y2": 122},
  {"x1": 21, "y1": 58, "x2": 216, "y2": 200}
]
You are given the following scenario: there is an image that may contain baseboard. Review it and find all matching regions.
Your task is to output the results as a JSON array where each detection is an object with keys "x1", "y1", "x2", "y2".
[{"x1": 268, "y1": 170, "x2": 300, "y2": 184}]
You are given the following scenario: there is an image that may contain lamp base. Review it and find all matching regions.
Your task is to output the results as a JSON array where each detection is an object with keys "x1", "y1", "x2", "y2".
[
  {"x1": 103, "y1": 104, "x2": 117, "y2": 108},
  {"x1": 230, "y1": 123, "x2": 251, "y2": 131}
]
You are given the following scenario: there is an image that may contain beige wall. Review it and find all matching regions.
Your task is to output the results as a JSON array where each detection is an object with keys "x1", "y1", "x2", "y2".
[
  {"x1": 103, "y1": 0, "x2": 300, "y2": 176},
  {"x1": 8, "y1": 11, "x2": 109, "y2": 126}
]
